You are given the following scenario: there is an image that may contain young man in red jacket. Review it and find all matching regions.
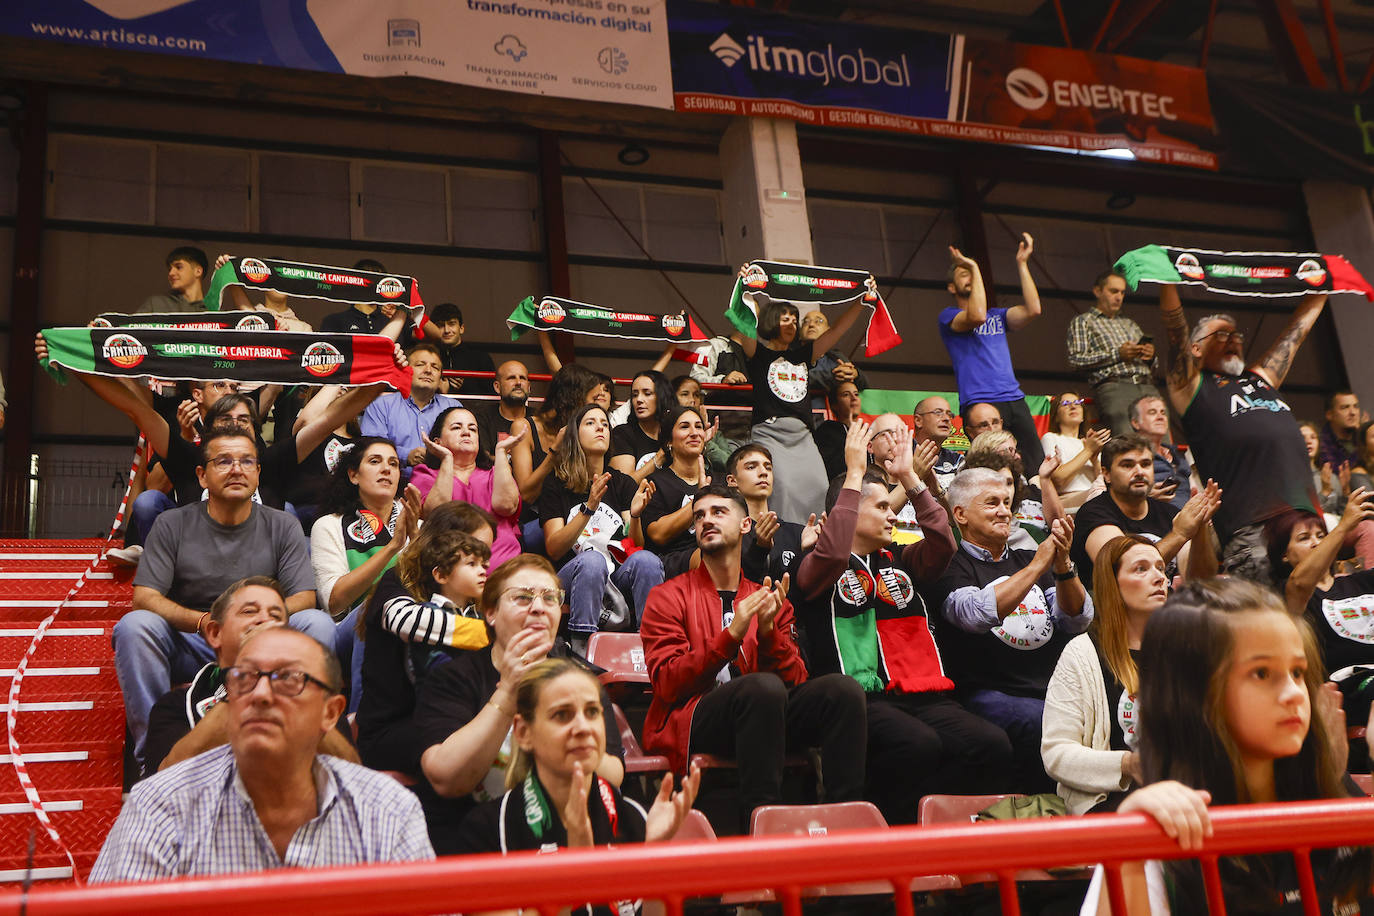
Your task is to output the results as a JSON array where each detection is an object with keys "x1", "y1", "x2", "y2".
[{"x1": 639, "y1": 484, "x2": 866, "y2": 833}]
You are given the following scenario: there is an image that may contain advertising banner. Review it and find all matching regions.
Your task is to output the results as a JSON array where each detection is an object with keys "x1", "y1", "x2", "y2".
[
  {"x1": 5, "y1": 0, "x2": 672, "y2": 110},
  {"x1": 668, "y1": 0, "x2": 1218, "y2": 169}
]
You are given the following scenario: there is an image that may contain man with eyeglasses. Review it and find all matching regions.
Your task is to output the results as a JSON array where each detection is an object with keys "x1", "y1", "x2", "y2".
[
  {"x1": 1159, "y1": 286, "x2": 1329, "y2": 581},
  {"x1": 1067, "y1": 269, "x2": 1164, "y2": 436},
  {"x1": 142, "y1": 577, "x2": 359, "y2": 777},
  {"x1": 118, "y1": 429, "x2": 332, "y2": 775},
  {"x1": 640, "y1": 484, "x2": 867, "y2": 834},
  {"x1": 92, "y1": 626, "x2": 432, "y2": 881},
  {"x1": 912, "y1": 395, "x2": 965, "y2": 496}
]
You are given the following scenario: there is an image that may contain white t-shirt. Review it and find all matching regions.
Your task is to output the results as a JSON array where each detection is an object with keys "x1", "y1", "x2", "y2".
[
  {"x1": 1079, "y1": 860, "x2": 1170, "y2": 915},
  {"x1": 1042, "y1": 432, "x2": 1100, "y2": 498}
]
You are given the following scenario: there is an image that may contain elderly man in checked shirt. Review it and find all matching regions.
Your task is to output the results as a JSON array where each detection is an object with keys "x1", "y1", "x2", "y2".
[
  {"x1": 91, "y1": 627, "x2": 432, "y2": 880},
  {"x1": 1066, "y1": 269, "x2": 1163, "y2": 436}
]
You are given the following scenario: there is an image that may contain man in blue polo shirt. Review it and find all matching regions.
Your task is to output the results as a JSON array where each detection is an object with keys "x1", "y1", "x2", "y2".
[
  {"x1": 938, "y1": 236, "x2": 1045, "y2": 469},
  {"x1": 359, "y1": 342, "x2": 461, "y2": 471}
]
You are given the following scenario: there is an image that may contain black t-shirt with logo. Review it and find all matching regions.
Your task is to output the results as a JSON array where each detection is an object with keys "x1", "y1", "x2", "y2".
[
  {"x1": 641, "y1": 467, "x2": 700, "y2": 578},
  {"x1": 536, "y1": 468, "x2": 638, "y2": 566},
  {"x1": 745, "y1": 340, "x2": 814, "y2": 427},
  {"x1": 285, "y1": 433, "x2": 353, "y2": 508},
  {"x1": 1070, "y1": 491, "x2": 1178, "y2": 585},
  {"x1": 610, "y1": 421, "x2": 660, "y2": 471},
  {"x1": 1306, "y1": 570, "x2": 1374, "y2": 675}
]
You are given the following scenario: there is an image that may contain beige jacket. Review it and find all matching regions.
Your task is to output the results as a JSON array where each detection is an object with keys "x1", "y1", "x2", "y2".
[{"x1": 1041, "y1": 633, "x2": 1132, "y2": 814}]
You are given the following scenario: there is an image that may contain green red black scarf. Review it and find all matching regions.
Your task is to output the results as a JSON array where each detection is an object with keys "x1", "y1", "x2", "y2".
[
  {"x1": 725, "y1": 260, "x2": 902, "y2": 356},
  {"x1": 204, "y1": 256, "x2": 430, "y2": 329},
  {"x1": 40, "y1": 326, "x2": 411, "y2": 396},
  {"x1": 507, "y1": 296, "x2": 707, "y2": 344},
  {"x1": 1115, "y1": 245, "x2": 1374, "y2": 300},
  {"x1": 93, "y1": 310, "x2": 283, "y2": 331}
]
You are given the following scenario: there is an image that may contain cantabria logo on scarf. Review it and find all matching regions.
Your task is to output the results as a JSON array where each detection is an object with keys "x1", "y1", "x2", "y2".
[
  {"x1": 235, "y1": 314, "x2": 271, "y2": 331},
  {"x1": 1297, "y1": 259, "x2": 1327, "y2": 287},
  {"x1": 742, "y1": 264, "x2": 769, "y2": 289},
  {"x1": 989, "y1": 579, "x2": 1053, "y2": 650},
  {"x1": 302, "y1": 342, "x2": 345, "y2": 378},
  {"x1": 102, "y1": 334, "x2": 147, "y2": 369},
  {"x1": 347, "y1": 516, "x2": 379, "y2": 543},
  {"x1": 661, "y1": 313, "x2": 687, "y2": 338},
  {"x1": 91, "y1": 317, "x2": 113, "y2": 328},
  {"x1": 538, "y1": 299, "x2": 566, "y2": 324},
  {"x1": 240, "y1": 258, "x2": 271, "y2": 283},
  {"x1": 376, "y1": 277, "x2": 406, "y2": 299},
  {"x1": 1174, "y1": 252, "x2": 1204, "y2": 280},
  {"x1": 836, "y1": 568, "x2": 873, "y2": 606}
]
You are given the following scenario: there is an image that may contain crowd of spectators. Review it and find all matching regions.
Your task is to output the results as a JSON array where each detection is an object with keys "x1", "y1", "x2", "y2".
[{"x1": 34, "y1": 242, "x2": 1374, "y2": 908}]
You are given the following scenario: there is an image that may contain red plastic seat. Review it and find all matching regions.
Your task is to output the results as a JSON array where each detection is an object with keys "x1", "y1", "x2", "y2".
[
  {"x1": 671, "y1": 809, "x2": 718, "y2": 842},
  {"x1": 586, "y1": 632, "x2": 650, "y2": 688},
  {"x1": 1352, "y1": 773, "x2": 1373, "y2": 796},
  {"x1": 611, "y1": 703, "x2": 670, "y2": 777},
  {"x1": 918, "y1": 794, "x2": 1080, "y2": 884}
]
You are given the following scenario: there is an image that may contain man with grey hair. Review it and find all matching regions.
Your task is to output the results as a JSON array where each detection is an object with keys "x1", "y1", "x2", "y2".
[
  {"x1": 92, "y1": 627, "x2": 432, "y2": 881},
  {"x1": 927, "y1": 467, "x2": 1092, "y2": 792},
  {"x1": 1157, "y1": 287, "x2": 1327, "y2": 581},
  {"x1": 1128, "y1": 394, "x2": 1191, "y2": 511}
]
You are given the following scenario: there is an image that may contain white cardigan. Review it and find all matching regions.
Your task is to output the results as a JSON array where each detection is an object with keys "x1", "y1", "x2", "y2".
[{"x1": 1041, "y1": 633, "x2": 1132, "y2": 814}]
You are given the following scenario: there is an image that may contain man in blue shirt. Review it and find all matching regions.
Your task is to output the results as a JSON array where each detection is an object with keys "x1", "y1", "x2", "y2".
[
  {"x1": 360, "y1": 342, "x2": 461, "y2": 470},
  {"x1": 938, "y1": 236, "x2": 1045, "y2": 469}
]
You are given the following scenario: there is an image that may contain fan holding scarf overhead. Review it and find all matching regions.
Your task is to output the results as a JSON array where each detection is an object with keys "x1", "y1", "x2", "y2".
[{"x1": 725, "y1": 259, "x2": 901, "y2": 522}]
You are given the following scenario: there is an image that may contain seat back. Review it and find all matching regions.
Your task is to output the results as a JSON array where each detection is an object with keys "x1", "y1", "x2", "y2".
[
  {"x1": 612, "y1": 702, "x2": 647, "y2": 756},
  {"x1": 750, "y1": 801, "x2": 888, "y2": 838},
  {"x1": 673, "y1": 809, "x2": 718, "y2": 841},
  {"x1": 917, "y1": 793, "x2": 1024, "y2": 825},
  {"x1": 587, "y1": 632, "x2": 649, "y2": 685},
  {"x1": 1352, "y1": 774, "x2": 1373, "y2": 796}
]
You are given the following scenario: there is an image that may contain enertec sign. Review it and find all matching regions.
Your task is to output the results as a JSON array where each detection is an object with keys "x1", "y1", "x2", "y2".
[{"x1": 1005, "y1": 66, "x2": 1177, "y2": 120}]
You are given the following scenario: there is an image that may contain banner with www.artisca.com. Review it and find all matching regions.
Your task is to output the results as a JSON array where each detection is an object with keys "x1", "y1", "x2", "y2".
[{"x1": 7, "y1": 0, "x2": 672, "y2": 110}]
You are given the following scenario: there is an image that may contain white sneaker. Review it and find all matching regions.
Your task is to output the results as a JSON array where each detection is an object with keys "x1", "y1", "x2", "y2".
[{"x1": 106, "y1": 544, "x2": 143, "y2": 566}]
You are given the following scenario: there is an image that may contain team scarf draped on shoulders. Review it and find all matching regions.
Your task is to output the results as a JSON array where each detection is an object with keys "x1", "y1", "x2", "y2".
[
  {"x1": 725, "y1": 260, "x2": 902, "y2": 357},
  {"x1": 204, "y1": 256, "x2": 430, "y2": 331},
  {"x1": 92, "y1": 310, "x2": 284, "y2": 332},
  {"x1": 1115, "y1": 245, "x2": 1374, "y2": 301},
  {"x1": 40, "y1": 326, "x2": 412, "y2": 396},
  {"x1": 507, "y1": 295, "x2": 708, "y2": 344}
]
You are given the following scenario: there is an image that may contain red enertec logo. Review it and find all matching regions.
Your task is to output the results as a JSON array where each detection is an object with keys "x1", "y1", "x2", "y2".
[
  {"x1": 301, "y1": 341, "x2": 345, "y2": 378},
  {"x1": 240, "y1": 258, "x2": 271, "y2": 283},
  {"x1": 102, "y1": 334, "x2": 147, "y2": 369}
]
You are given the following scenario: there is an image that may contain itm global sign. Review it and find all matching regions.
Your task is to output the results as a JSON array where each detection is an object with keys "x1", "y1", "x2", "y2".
[{"x1": 709, "y1": 31, "x2": 911, "y2": 87}]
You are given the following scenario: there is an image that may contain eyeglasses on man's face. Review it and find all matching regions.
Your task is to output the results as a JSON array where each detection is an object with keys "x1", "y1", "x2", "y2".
[
  {"x1": 207, "y1": 455, "x2": 259, "y2": 472},
  {"x1": 224, "y1": 666, "x2": 335, "y2": 698},
  {"x1": 917, "y1": 408, "x2": 955, "y2": 419},
  {"x1": 1198, "y1": 327, "x2": 1244, "y2": 344}
]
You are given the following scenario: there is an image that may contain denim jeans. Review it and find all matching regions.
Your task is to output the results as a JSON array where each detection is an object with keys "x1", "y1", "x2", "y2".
[
  {"x1": 557, "y1": 549, "x2": 665, "y2": 635},
  {"x1": 127, "y1": 489, "x2": 175, "y2": 547},
  {"x1": 333, "y1": 606, "x2": 366, "y2": 715},
  {"x1": 113, "y1": 607, "x2": 337, "y2": 771},
  {"x1": 962, "y1": 687, "x2": 1055, "y2": 794}
]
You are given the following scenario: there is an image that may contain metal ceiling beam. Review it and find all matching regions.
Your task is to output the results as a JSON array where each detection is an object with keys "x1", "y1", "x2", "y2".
[
  {"x1": 1199, "y1": 0, "x2": 1219, "y2": 68},
  {"x1": 1103, "y1": 0, "x2": 1172, "y2": 54},
  {"x1": 1251, "y1": 0, "x2": 1330, "y2": 87},
  {"x1": 1316, "y1": 0, "x2": 1351, "y2": 93},
  {"x1": 1088, "y1": 0, "x2": 1122, "y2": 52},
  {"x1": 1050, "y1": 0, "x2": 1073, "y2": 48}
]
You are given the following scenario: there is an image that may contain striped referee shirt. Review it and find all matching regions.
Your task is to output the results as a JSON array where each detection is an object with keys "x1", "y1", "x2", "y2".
[
  {"x1": 90, "y1": 745, "x2": 433, "y2": 882},
  {"x1": 1065, "y1": 308, "x2": 1153, "y2": 386}
]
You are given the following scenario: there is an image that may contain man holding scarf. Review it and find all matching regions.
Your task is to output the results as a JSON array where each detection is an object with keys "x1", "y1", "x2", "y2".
[{"x1": 792, "y1": 421, "x2": 1012, "y2": 822}]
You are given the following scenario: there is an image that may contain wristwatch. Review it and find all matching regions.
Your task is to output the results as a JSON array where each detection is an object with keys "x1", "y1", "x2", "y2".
[
  {"x1": 574, "y1": 502, "x2": 590, "y2": 517},
  {"x1": 1054, "y1": 564, "x2": 1078, "y2": 581}
]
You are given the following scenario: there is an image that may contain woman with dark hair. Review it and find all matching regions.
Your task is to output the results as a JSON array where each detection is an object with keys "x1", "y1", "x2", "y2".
[
  {"x1": 309, "y1": 436, "x2": 416, "y2": 708},
  {"x1": 511, "y1": 363, "x2": 604, "y2": 550},
  {"x1": 1084, "y1": 577, "x2": 1374, "y2": 914},
  {"x1": 540, "y1": 404, "x2": 661, "y2": 653},
  {"x1": 412, "y1": 554, "x2": 627, "y2": 854},
  {"x1": 1349, "y1": 420, "x2": 1374, "y2": 494},
  {"x1": 736, "y1": 287, "x2": 866, "y2": 521},
  {"x1": 640, "y1": 403, "x2": 712, "y2": 578},
  {"x1": 609, "y1": 370, "x2": 673, "y2": 483},
  {"x1": 1040, "y1": 390, "x2": 1109, "y2": 511},
  {"x1": 1042, "y1": 535, "x2": 1165, "y2": 813},
  {"x1": 454, "y1": 657, "x2": 700, "y2": 891},
  {"x1": 1300, "y1": 419, "x2": 1346, "y2": 515},
  {"x1": 416, "y1": 406, "x2": 524, "y2": 567},
  {"x1": 355, "y1": 502, "x2": 497, "y2": 777}
]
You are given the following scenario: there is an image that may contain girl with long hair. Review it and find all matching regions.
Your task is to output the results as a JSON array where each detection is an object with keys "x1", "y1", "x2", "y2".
[
  {"x1": 608, "y1": 370, "x2": 674, "y2": 483},
  {"x1": 1042, "y1": 535, "x2": 1166, "y2": 813},
  {"x1": 540, "y1": 404, "x2": 662, "y2": 652},
  {"x1": 1086, "y1": 578, "x2": 1374, "y2": 914}
]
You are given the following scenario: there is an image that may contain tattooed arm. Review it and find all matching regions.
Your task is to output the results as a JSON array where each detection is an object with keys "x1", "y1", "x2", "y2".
[
  {"x1": 1158, "y1": 286, "x2": 1198, "y2": 412},
  {"x1": 1253, "y1": 293, "x2": 1328, "y2": 389}
]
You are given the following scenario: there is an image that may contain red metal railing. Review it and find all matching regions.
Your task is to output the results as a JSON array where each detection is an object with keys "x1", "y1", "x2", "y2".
[{"x1": 2, "y1": 798, "x2": 1372, "y2": 916}]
